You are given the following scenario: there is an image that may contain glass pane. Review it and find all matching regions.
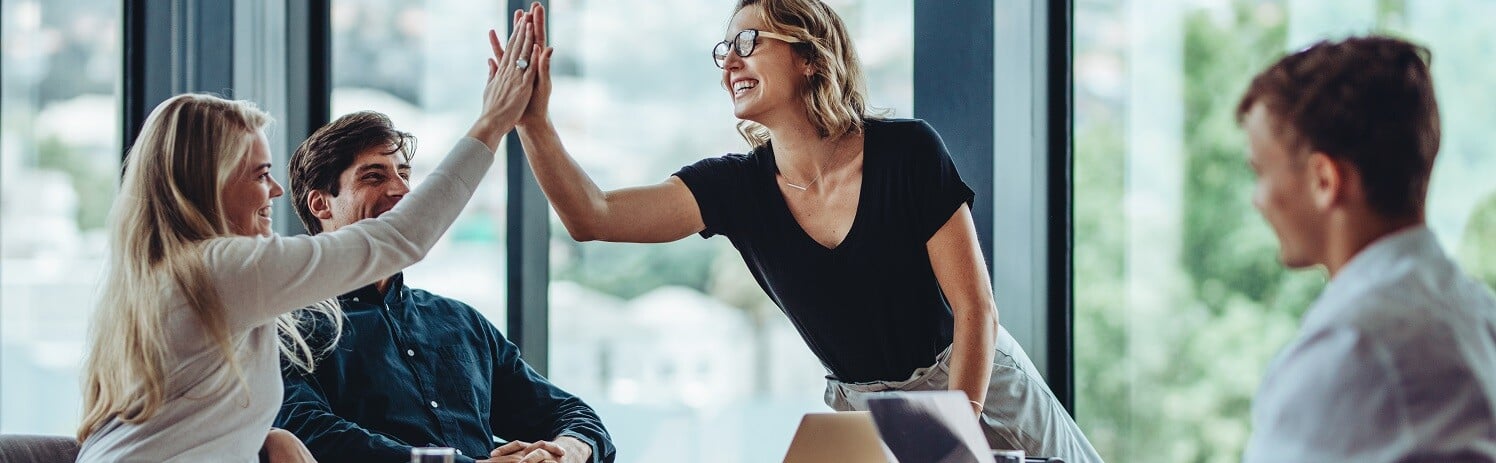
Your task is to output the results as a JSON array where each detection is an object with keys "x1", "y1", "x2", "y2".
[
  {"x1": 331, "y1": 0, "x2": 507, "y2": 323},
  {"x1": 0, "y1": 0, "x2": 121, "y2": 434},
  {"x1": 1073, "y1": 1, "x2": 1496, "y2": 461},
  {"x1": 544, "y1": 1, "x2": 911, "y2": 462}
]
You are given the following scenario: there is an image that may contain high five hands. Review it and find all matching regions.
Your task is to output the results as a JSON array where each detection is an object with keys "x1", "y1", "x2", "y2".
[{"x1": 466, "y1": 2, "x2": 553, "y2": 150}]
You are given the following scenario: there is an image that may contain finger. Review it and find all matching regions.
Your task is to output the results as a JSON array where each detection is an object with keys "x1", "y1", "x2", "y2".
[
  {"x1": 488, "y1": 57, "x2": 498, "y2": 80},
  {"x1": 491, "y1": 440, "x2": 531, "y2": 457},
  {"x1": 524, "y1": 44, "x2": 541, "y2": 76},
  {"x1": 530, "y1": 2, "x2": 546, "y2": 49},
  {"x1": 504, "y1": 10, "x2": 526, "y2": 65},
  {"x1": 519, "y1": 449, "x2": 555, "y2": 463},
  {"x1": 488, "y1": 28, "x2": 504, "y2": 61},
  {"x1": 525, "y1": 440, "x2": 565, "y2": 456},
  {"x1": 513, "y1": 19, "x2": 534, "y2": 70},
  {"x1": 539, "y1": 47, "x2": 553, "y2": 76}
]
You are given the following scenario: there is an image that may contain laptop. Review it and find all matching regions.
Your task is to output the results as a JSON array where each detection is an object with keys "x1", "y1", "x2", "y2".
[
  {"x1": 866, "y1": 391, "x2": 1066, "y2": 463},
  {"x1": 781, "y1": 412, "x2": 896, "y2": 463}
]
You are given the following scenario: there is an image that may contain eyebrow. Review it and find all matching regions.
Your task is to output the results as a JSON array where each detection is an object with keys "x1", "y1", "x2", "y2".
[
  {"x1": 355, "y1": 163, "x2": 412, "y2": 174},
  {"x1": 256, "y1": 163, "x2": 272, "y2": 171}
]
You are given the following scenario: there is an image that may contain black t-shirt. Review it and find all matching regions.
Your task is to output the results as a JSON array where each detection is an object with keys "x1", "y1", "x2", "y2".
[{"x1": 673, "y1": 118, "x2": 975, "y2": 383}]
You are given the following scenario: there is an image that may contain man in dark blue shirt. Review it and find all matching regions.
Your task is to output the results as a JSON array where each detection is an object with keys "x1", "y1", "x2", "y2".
[{"x1": 275, "y1": 111, "x2": 614, "y2": 463}]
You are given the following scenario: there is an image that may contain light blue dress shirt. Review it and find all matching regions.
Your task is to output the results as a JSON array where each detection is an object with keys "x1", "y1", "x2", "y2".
[{"x1": 1245, "y1": 226, "x2": 1496, "y2": 462}]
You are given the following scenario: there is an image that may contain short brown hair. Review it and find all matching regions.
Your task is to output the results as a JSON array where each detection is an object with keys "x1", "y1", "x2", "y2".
[
  {"x1": 288, "y1": 111, "x2": 414, "y2": 234},
  {"x1": 1237, "y1": 35, "x2": 1441, "y2": 219}
]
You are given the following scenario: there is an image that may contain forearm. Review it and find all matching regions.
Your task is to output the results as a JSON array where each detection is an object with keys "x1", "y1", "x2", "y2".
[
  {"x1": 278, "y1": 410, "x2": 411, "y2": 462},
  {"x1": 516, "y1": 120, "x2": 612, "y2": 240},
  {"x1": 947, "y1": 302, "x2": 997, "y2": 409}
]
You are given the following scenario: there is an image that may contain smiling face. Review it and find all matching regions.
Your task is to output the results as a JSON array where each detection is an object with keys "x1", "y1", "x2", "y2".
[
  {"x1": 1244, "y1": 103, "x2": 1328, "y2": 269},
  {"x1": 720, "y1": 4, "x2": 813, "y2": 123},
  {"x1": 308, "y1": 144, "x2": 412, "y2": 233},
  {"x1": 221, "y1": 130, "x2": 283, "y2": 237}
]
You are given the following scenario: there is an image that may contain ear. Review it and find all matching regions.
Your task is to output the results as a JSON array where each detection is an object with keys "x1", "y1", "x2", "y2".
[
  {"x1": 307, "y1": 190, "x2": 335, "y2": 221},
  {"x1": 798, "y1": 57, "x2": 815, "y2": 78},
  {"x1": 1305, "y1": 152, "x2": 1344, "y2": 210}
]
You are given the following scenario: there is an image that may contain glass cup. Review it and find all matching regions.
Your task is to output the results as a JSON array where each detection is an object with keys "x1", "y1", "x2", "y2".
[
  {"x1": 992, "y1": 449, "x2": 1027, "y2": 463},
  {"x1": 411, "y1": 447, "x2": 456, "y2": 463}
]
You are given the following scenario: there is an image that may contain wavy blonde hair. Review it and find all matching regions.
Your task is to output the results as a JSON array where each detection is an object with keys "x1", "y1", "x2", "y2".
[
  {"x1": 732, "y1": 0, "x2": 877, "y2": 147},
  {"x1": 78, "y1": 94, "x2": 340, "y2": 441}
]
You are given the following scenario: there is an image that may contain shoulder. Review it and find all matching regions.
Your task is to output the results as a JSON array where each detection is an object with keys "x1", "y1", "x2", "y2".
[
  {"x1": 1314, "y1": 265, "x2": 1461, "y2": 355},
  {"x1": 679, "y1": 152, "x2": 760, "y2": 173},
  {"x1": 866, "y1": 118, "x2": 941, "y2": 144},
  {"x1": 673, "y1": 151, "x2": 765, "y2": 193},
  {"x1": 866, "y1": 118, "x2": 957, "y2": 176},
  {"x1": 1256, "y1": 325, "x2": 1400, "y2": 432},
  {"x1": 407, "y1": 287, "x2": 484, "y2": 318}
]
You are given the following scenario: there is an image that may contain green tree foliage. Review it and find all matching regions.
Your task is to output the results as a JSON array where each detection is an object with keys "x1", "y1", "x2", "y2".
[
  {"x1": 37, "y1": 136, "x2": 116, "y2": 231},
  {"x1": 1075, "y1": 2, "x2": 1330, "y2": 462}
]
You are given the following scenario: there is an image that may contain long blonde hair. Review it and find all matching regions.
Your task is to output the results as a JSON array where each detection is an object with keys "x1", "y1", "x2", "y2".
[
  {"x1": 732, "y1": 0, "x2": 876, "y2": 147},
  {"x1": 78, "y1": 94, "x2": 340, "y2": 441}
]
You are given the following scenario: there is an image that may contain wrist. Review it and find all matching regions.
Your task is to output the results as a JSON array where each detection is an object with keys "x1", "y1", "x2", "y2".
[
  {"x1": 466, "y1": 118, "x2": 511, "y2": 152},
  {"x1": 517, "y1": 114, "x2": 550, "y2": 131},
  {"x1": 555, "y1": 436, "x2": 592, "y2": 461}
]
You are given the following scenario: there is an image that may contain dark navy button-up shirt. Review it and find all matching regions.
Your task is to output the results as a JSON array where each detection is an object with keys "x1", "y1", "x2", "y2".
[{"x1": 275, "y1": 274, "x2": 614, "y2": 463}]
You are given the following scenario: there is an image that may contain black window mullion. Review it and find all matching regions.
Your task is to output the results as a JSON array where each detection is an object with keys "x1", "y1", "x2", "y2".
[
  {"x1": 1047, "y1": 0, "x2": 1076, "y2": 415},
  {"x1": 505, "y1": 0, "x2": 551, "y2": 375},
  {"x1": 121, "y1": 0, "x2": 235, "y2": 159}
]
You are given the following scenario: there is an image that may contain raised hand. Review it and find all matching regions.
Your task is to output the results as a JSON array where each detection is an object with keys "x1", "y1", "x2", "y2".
[
  {"x1": 466, "y1": 9, "x2": 541, "y2": 150},
  {"x1": 517, "y1": 2, "x2": 553, "y2": 129}
]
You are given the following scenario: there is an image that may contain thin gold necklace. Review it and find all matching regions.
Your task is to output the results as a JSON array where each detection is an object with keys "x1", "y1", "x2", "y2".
[{"x1": 782, "y1": 135, "x2": 854, "y2": 191}]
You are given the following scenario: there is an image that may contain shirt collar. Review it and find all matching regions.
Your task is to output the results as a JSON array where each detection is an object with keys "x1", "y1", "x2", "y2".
[
  {"x1": 338, "y1": 272, "x2": 406, "y2": 306},
  {"x1": 1303, "y1": 225, "x2": 1443, "y2": 328}
]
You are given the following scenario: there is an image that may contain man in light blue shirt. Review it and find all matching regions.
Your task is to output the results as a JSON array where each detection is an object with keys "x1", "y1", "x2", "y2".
[{"x1": 1237, "y1": 35, "x2": 1496, "y2": 462}]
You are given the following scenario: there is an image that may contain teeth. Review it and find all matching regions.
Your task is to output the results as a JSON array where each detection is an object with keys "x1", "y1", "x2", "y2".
[{"x1": 734, "y1": 80, "x2": 758, "y2": 93}]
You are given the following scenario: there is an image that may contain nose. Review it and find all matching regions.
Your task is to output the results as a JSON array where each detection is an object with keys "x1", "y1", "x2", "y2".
[
  {"x1": 269, "y1": 176, "x2": 285, "y2": 199},
  {"x1": 723, "y1": 51, "x2": 745, "y2": 71},
  {"x1": 390, "y1": 175, "x2": 412, "y2": 197},
  {"x1": 721, "y1": 54, "x2": 744, "y2": 91}
]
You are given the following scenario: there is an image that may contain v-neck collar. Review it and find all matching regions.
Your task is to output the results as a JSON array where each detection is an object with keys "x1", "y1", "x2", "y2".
[{"x1": 761, "y1": 122, "x2": 873, "y2": 252}]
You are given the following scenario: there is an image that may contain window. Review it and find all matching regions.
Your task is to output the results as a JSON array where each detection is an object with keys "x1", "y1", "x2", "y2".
[
  {"x1": 0, "y1": 0, "x2": 120, "y2": 434},
  {"x1": 330, "y1": 0, "x2": 508, "y2": 324},
  {"x1": 542, "y1": 1, "x2": 911, "y2": 461},
  {"x1": 1073, "y1": 1, "x2": 1496, "y2": 461}
]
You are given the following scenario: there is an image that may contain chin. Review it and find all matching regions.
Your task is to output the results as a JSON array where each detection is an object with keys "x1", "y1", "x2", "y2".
[{"x1": 1278, "y1": 251, "x2": 1316, "y2": 270}]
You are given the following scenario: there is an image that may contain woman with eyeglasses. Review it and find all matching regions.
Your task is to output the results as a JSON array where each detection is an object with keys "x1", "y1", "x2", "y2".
[
  {"x1": 73, "y1": 11, "x2": 540, "y2": 462},
  {"x1": 513, "y1": 1, "x2": 1101, "y2": 460}
]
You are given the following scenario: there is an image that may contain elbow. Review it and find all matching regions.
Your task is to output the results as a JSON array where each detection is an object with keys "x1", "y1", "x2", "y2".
[
  {"x1": 561, "y1": 218, "x2": 603, "y2": 242},
  {"x1": 561, "y1": 197, "x2": 614, "y2": 242},
  {"x1": 566, "y1": 226, "x2": 600, "y2": 242}
]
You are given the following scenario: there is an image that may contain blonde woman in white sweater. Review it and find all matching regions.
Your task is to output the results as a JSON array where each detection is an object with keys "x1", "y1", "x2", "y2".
[{"x1": 75, "y1": 11, "x2": 544, "y2": 462}]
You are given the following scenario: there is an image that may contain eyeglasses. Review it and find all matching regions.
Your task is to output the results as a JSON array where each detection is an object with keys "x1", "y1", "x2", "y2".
[{"x1": 713, "y1": 29, "x2": 803, "y2": 69}]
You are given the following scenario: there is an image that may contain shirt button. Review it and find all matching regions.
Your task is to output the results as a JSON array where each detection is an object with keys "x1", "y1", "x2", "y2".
[
  {"x1": 430, "y1": 401, "x2": 439, "y2": 408},
  {"x1": 406, "y1": 349, "x2": 415, "y2": 357},
  {"x1": 351, "y1": 297, "x2": 359, "y2": 302},
  {"x1": 456, "y1": 450, "x2": 464, "y2": 455}
]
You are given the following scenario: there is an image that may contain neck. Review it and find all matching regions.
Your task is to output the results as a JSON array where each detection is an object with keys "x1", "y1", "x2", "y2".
[
  {"x1": 375, "y1": 277, "x2": 392, "y2": 295},
  {"x1": 765, "y1": 122, "x2": 850, "y2": 184},
  {"x1": 1322, "y1": 212, "x2": 1423, "y2": 277}
]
